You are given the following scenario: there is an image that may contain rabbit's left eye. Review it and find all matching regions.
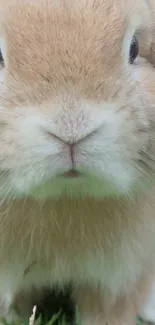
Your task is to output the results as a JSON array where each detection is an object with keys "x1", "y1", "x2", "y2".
[{"x1": 129, "y1": 35, "x2": 139, "y2": 64}]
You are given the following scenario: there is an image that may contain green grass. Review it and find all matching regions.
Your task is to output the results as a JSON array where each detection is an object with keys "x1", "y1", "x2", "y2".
[
  {"x1": 1, "y1": 306, "x2": 81, "y2": 325},
  {"x1": 32, "y1": 314, "x2": 145, "y2": 325},
  {"x1": 0, "y1": 308, "x2": 146, "y2": 325}
]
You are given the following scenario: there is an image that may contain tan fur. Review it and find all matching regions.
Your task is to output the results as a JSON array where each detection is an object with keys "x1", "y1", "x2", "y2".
[{"x1": 0, "y1": 0, "x2": 155, "y2": 324}]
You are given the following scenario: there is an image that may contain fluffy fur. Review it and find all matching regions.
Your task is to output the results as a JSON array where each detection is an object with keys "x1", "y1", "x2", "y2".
[{"x1": 0, "y1": 0, "x2": 155, "y2": 324}]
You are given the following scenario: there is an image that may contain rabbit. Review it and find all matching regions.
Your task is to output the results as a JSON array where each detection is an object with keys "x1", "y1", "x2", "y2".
[{"x1": 1, "y1": 0, "x2": 155, "y2": 324}]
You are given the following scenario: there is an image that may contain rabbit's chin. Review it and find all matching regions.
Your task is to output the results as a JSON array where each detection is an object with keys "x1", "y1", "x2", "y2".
[
  {"x1": 25, "y1": 180, "x2": 155, "y2": 200},
  {"x1": 2, "y1": 169, "x2": 148, "y2": 200},
  {"x1": 28, "y1": 176, "x2": 127, "y2": 200},
  {"x1": 0, "y1": 172, "x2": 128, "y2": 200},
  {"x1": 0, "y1": 156, "x2": 153, "y2": 200}
]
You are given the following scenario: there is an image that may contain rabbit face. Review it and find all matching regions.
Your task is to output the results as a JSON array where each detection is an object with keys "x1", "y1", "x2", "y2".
[{"x1": 0, "y1": 0, "x2": 153, "y2": 199}]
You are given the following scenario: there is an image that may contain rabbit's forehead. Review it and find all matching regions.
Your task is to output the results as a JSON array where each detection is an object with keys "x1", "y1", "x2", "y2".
[
  {"x1": 0, "y1": 0, "x2": 145, "y2": 42},
  {"x1": 0, "y1": 0, "x2": 150, "y2": 89}
]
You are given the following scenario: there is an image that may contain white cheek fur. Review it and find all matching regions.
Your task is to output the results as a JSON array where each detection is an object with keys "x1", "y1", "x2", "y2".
[{"x1": 0, "y1": 69, "x2": 5, "y2": 84}]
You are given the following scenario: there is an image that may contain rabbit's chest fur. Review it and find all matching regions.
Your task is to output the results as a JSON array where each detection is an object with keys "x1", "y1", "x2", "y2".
[{"x1": 0, "y1": 192, "x2": 155, "y2": 297}]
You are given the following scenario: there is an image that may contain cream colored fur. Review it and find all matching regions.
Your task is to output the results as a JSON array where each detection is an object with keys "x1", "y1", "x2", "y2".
[{"x1": 0, "y1": 0, "x2": 155, "y2": 324}]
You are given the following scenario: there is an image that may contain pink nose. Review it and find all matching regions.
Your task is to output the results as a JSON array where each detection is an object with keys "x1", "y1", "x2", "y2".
[{"x1": 45, "y1": 122, "x2": 97, "y2": 146}]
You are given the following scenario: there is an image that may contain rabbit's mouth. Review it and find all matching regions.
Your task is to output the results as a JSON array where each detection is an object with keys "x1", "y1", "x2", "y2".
[{"x1": 62, "y1": 169, "x2": 82, "y2": 178}]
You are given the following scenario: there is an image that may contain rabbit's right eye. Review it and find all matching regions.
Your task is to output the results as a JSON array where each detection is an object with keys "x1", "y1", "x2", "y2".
[
  {"x1": 0, "y1": 50, "x2": 4, "y2": 64},
  {"x1": 129, "y1": 36, "x2": 139, "y2": 64}
]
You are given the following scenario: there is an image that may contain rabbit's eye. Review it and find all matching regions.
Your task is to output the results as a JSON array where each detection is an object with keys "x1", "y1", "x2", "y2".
[
  {"x1": 0, "y1": 50, "x2": 4, "y2": 65},
  {"x1": 129, "y1": 36, "x2": 139, "y2": 64}
]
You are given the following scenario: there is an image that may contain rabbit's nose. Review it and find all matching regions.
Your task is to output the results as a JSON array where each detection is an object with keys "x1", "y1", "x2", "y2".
[{"x1": 44, "y1": 123, "x2": 96, "y2": 145}]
